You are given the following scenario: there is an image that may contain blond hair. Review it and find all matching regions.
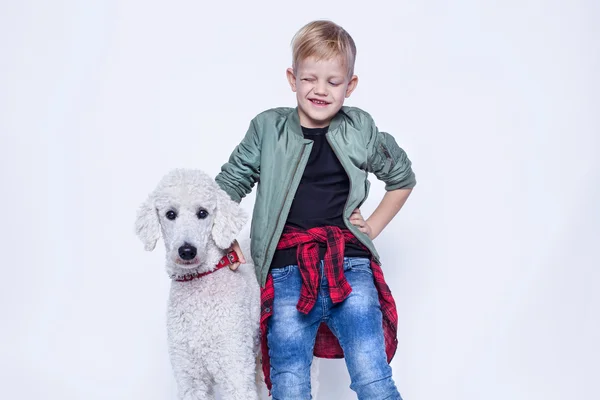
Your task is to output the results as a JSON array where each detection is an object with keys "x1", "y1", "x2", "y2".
[{"x1": 291, "y1": 20, "x2": 357, "y2": 78}]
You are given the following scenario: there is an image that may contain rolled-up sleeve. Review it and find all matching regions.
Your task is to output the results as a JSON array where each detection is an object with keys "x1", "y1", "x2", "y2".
[
  {"x1": 366, "y1": 118, "x2": 416, "y2": 191},
  {"x1": 215, "y1": 118, "x2": 261, "y2": 203}
]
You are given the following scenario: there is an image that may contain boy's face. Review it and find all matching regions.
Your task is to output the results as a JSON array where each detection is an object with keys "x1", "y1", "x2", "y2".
[{"x1": 287, "y1": 56, "x2": 358, "y2": 129}]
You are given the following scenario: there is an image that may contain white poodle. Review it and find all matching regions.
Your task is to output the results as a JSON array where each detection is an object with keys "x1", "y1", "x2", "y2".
[{"x1": 134, "y1": 169, "x2": 263, "y2": 400}]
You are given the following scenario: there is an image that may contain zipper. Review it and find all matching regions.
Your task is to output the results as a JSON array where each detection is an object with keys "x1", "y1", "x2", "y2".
[
  {"x1": 326, "y1": 133, "x2": 352, "y2": 225},
  {"x1": 326, "y1": 133, "x2": 380, "y2": 264},
  {"x1": 261, "y1": 142, "x2": 310, "y2": 283}
]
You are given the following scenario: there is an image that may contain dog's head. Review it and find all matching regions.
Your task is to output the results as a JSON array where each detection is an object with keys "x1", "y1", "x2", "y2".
[{"x1": 134, "y1": 169, "x2": 247, "y2": 276}]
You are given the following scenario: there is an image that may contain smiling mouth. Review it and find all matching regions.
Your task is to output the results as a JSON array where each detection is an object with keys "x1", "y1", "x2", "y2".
[{"x1": 309, "y1": 99, "x2": 330, "y2": 106}]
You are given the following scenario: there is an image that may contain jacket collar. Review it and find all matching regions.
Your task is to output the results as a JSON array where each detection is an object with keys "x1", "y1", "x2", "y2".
[{"x1": 288, "y1": 107, "x2": 346, "y2": 138}]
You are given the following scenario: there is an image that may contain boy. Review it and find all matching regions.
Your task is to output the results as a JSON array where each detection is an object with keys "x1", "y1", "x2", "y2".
[{"x1": 215, "y1": 20, "x2": 416, "y2": 399}]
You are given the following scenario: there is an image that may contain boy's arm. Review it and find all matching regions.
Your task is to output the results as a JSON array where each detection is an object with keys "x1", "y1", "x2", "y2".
[
  {"x1": 350, "y1": 117, "x2": 416, "y2": 239},
  {"x1": 351, "y1": 189, "x2": 412, "y2": 239},
  {"x1": 215, "y1": 119, "x2": 262, "y2": 269},
  {"x1": 215, "y1": 119, "x2": 261, "y2": 203},
  {"x1": 365, "y1": 117, "x2": 416, "y2": 192}
]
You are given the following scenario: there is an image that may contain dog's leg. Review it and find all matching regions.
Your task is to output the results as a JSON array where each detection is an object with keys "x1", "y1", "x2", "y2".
[
  {"x1": 180, "y1": 388, "x2": 214, "y2": 400},
  {"x1": 170, "y1": 349, "x2": 215, "y2": 400},
  {"x1": 215, "y1": 365, "x2": 259, "y2": 400},
  {"x1": 217, "y1": 373, "x2": 258, "y2": 400},
  {"x1": 214, "y1": 345, "x2": 259, "y2": 400},
  {"x1": 174, "y1": 368, "x2": 215, "y2": 400},
  {"x1": 255, "y1": 353, "x2": 270, "y2": 400}
]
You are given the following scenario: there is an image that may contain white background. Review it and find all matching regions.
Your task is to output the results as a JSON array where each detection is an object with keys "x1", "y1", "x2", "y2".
[{"x1": 1, "y1": 0, "x2": 598, "y2": 399}]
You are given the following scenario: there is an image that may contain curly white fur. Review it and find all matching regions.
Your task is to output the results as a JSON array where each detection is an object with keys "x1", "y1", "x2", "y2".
[{"x1": 135, "y1": 169, "x2": 263, "y2": 400}]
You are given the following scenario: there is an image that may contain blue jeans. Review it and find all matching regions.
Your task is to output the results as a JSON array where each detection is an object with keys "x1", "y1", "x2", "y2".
[{"x1": 267, "y1": 257, "x2": 402, "y2": 400}]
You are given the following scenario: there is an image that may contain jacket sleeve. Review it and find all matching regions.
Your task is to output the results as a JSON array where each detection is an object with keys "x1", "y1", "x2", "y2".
[
  {"x1": 366, "y1": 117, "x2": 416, "y2": 191},
  {"x1": 215, "y1": 118, "x2": 261, "y2": 203}
]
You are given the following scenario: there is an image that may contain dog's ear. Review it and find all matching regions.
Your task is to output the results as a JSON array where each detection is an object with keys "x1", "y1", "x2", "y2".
[
  {"x1": 135, "y1": 196, "x2": 160, "y2": 251},
  {"x1": 212, "y1": 190, "x2": 248, "y2": 249}
]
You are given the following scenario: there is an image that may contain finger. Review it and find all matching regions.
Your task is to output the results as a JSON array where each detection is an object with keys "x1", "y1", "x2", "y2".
[
  {"x1": 349, "y1": 214, "x2": 363, "y2": 222},
  {"x1": 351, "y1": 221, "x2": 365, "y2": 228},
  {"x1": 237, "y1": 250, "x2": 246, "y2": 263},
  {"x1": 229, "y1": 262, "x2": 240, "y2": 271},
  {"x1": 232, "y1": 241, "x2": 246, "y2": 263}
]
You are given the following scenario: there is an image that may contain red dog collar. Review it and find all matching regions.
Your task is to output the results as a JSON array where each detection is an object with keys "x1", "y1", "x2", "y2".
[{"x1": 174, "y1": 251, "x2": 240, "y2": 282}]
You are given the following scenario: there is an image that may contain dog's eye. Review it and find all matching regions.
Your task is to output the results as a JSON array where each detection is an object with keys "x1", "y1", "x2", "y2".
[
  {"x1": 166, "y1": 210, "x2": 177, "y2": 220},
  {"x1": 197, "y1": 209, "x2": 209, "y2": 219}
]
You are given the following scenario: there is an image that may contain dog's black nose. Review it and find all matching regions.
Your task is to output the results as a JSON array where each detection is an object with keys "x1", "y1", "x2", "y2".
[{"x1": 178, "y1": 243, "x2": 197, "y2": 260}]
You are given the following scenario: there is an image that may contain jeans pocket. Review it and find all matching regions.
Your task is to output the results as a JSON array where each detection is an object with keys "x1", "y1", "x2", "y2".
[
  {"x1": 270, "y1": 265, "x2": 294, "y2": 283},
  {"x1": 345, "y1": 257, "x2": 373, "y2": 275}
]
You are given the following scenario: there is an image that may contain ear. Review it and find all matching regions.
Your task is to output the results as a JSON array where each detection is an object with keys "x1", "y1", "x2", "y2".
[
  {"x1": 345, "y1": 74, "x2": 359, "y2": 98},
  {"x1": 212, "y1": 190, "x2": 248, "y2": 249},
  {"x1": 286, "y1": 67, "x2": 297, "y2": 92},
  {"x1": 134, "y1": 196, "x2": 160, "y2": 251}
]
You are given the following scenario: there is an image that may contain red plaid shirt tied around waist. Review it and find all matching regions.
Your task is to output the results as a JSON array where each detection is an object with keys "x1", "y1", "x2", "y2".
[{"x1": 259, "y1": 225, "x2": 399, "y2": 391}]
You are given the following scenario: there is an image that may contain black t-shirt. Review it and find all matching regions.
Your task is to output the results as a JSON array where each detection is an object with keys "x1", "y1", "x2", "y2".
[{"x1": 270, "y1": 125, "x2": 370, "y2": 269}]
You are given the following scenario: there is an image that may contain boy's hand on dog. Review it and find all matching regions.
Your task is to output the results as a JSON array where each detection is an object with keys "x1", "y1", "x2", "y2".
[{"x1": 228, "y1": 240, "x2": 246, "y2": 270}]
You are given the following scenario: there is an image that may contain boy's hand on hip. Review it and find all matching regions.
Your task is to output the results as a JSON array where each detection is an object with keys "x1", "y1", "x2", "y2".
[
  {"x1": 350, "y1": 208, "x2": 373, "y2": 239},
  {"x1": 227, "y1": 240, "x2": 246, "y2": 270}
]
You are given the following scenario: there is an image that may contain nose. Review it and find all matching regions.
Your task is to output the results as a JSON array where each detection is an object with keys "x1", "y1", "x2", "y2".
[
  {"x1": 314, "y1": 80, "x2": 328, "y2": 96},
  {"x1": 178, "y1": 243, "x2": 197, "y2": 260}
]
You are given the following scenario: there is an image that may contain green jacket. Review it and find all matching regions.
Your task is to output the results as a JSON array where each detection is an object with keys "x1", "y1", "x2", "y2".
[{"x1": 215, "y1": 106, "x2": 416, "y2": 287}]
